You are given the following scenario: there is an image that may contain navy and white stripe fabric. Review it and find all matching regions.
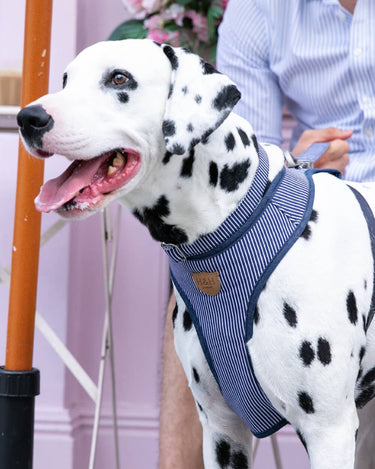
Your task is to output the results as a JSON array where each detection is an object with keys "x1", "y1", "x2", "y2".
[
  {"x1": 217, "y1": 0, "x2": 375, "y2": 183},
  {"x1": 162, "y1": 145, "x2": 316, "y2": 437}
]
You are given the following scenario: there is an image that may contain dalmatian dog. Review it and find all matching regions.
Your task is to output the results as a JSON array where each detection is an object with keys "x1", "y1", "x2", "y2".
[{"x1": 17, "y1": 39, "x2": 375, "y2": 469}]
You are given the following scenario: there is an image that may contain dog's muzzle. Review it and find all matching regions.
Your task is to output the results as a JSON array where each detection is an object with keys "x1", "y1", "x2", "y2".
[{"x1": 17, "y1": 104, "x2": 54, "y2": 153}]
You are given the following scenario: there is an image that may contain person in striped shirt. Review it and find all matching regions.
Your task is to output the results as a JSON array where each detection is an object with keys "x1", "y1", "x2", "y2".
[{"x1": 159, "y1": 1, "x2": 374, "y2": 468}]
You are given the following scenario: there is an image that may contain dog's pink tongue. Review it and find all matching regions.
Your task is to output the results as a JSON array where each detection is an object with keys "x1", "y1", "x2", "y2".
[{"x1": 35, "y1": 155, "x2": 107, "y2": 212}]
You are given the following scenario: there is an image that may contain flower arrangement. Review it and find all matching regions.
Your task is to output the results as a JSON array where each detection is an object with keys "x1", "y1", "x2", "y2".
[{"x1": 109, "y1": 0, "x2": 228, "y2": 62}]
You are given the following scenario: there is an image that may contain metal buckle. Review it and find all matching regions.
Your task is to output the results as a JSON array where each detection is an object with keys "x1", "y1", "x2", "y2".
[
  {"x1": 161, "y1": 242, "x2": 187, "y2": 261},
  {"x1": 284, "y1": 151, "x2": 314, "y2": 169}
]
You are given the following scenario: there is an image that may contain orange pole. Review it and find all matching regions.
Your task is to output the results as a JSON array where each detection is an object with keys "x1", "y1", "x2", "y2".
[{"x1": 5, "y1": 0, "x2": 53, "y2": 371}]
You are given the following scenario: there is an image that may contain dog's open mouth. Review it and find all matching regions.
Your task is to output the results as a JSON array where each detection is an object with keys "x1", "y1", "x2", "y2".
[{"x1": 35, "y1": 149, "x2": 141, "y2": 215}]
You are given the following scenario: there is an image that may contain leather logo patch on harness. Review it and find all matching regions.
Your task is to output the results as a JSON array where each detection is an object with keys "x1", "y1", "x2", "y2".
[{"x1": 191, "y1": 271, "x2": 221, "y2": 296}]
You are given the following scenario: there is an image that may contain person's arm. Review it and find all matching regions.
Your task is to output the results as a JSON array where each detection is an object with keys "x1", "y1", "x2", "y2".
[
  {"x1": 159, "y1": 294, "x2": 204, "y2": 469},
  {"x1": 217, "y1": 0, "x2": 283, "y2": 145}
]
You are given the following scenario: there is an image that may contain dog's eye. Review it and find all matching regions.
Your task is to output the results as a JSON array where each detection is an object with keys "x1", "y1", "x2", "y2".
[{"x1": 112, "y1": 73, "x2": 128, "y2": 86}]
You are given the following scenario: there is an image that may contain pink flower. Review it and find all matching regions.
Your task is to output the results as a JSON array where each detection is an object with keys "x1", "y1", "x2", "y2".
[
  {"x1": 184, "y1": 10, "x2": 209, "y2": 42},
  {"x1": 147, "y1": 28, "x2": 180, "y2": 46},
  {"x1": 121, "y1": 0, "x2": 167, "y2": 18}
]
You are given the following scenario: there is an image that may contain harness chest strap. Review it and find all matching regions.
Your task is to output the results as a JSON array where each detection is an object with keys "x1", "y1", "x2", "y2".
[{"x1": 163, "y1": 146, "x2": 315, "y2": 437}]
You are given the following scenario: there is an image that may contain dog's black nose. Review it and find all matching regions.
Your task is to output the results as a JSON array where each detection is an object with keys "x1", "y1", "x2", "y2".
[{"x1": 17, "y1": 104, "x2": 54, "y2": 148}]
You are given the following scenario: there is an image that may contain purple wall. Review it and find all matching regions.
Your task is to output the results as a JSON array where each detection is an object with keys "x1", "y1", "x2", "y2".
[{"x1": 0, "y1": 1, "x2": 308, "y2": 468}]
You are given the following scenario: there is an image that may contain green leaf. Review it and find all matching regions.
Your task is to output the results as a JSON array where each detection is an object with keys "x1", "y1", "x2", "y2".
[
  {"x1": 108, "y1": 20, "x2": 147, "y2": 41},
  {"x1": 174, "y1": 0, "x2": 193, "y2": 6}
]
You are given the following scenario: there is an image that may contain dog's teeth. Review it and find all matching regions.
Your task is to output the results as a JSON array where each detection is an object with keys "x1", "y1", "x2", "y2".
[
  {"x1": 107, "y1": 165, "x2": 117, "y2": 176},
  {"x1": 113, "y1": 152, "x2": 125, "y2": 167}
]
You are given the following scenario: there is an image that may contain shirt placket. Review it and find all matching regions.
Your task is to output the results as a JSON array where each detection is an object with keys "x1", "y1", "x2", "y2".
[{"x1": 349, "y1": 0, "x2": 375, "y2": 148}]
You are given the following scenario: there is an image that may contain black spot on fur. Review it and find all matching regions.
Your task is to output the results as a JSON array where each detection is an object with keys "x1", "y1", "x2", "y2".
[
  {"x1": 317, "y1": 338, "x2": 332, "y2": 365},
  {"x1": 187, "y1": 123, "x2": 194, "y2": 132},
  {"x1": 237, "y1": 128, "x2": 250, "y2": 147},
  {"x1": 168, "y1": 84, "x2": 174, "y2": 99},
  {"x1": 162, "y1": 120, "x2": 176, "y2": 137},
  {"x1": 209, "y1": 161, "x2": 218, "y2": 187},
  {"x1": 196, "y1": 401, "x2": 203, "y2": 412},
  {"x1": 180, "y1": 149, "x2": 195, "y2": 177},
  {"x1": 251, "y1": 134, "x2": 259, "y2": 154},
  {"x1": 298, "y1": 391, "x2": 315, "y2": 414},
  {"x1": 195, "y1": 94, "x2": 202, "y2": 104},
  {"x1": 361, "y1": 367, "x2": 375, "y2": 388},
  {"x1": 356, "y1": 386, "x2": 375, "y2": 409},
  {"x1": 172, "y1": 304, "x2": 178, "y2": 328},
  {"x1": 193, "y1": 367, "x2": 200, "y2": 383},
  {"x1": 182, "y1": 85, "x2": 188, "y2": 94},
  {"x1": 201, "y1": 127, "x2": 214, "y2": 144},
  {"x1": 163, "y1": 45, "x2": 179, "y2": 70},
  {"x1": 133, "y1": 209, "x2": 144, "y2": 224},
  {"x1": 300, "y1": 224, "x2": 312, "y2": 240},
  {"x1": 170, "y1": 143, "x2": 186, "y2": 155},
  {"x1": 359, "y1": 347, "x2": 366, "y2": 363},
  {"x1": 117, "y1": 92, "x2": 129, "y2": 103},
  {"x1": 62, "y1": 72, "x2": 67, "y2": 89},
  {"x1": 201, "y1": 59, "x2": 218, "y2": 75},
  {"x1": 296, "y1": 430, "x2": 308, "y2": 452},
  {"x1": 216, "y1": 440, "x2": 231, "y2": 468},
  {"x1": 231, "y1": 451, "x2": 248, "y2": 469},
  {"x1": 191, "y1": 137, "x2": 200, "y2": 147},
  {"x1": 138, "y1": 195, "x2": 188, "y2": 244},
  {"x1": 347, "y1": 291, "x2": 358, "y2": 325},
  {"x1": 225, "y1": 132, "x2": 236, "y2": 152},
  {"x1": 213, "y1": 85, "x2": 241, "y2": 111},
  {"x1": 364, "y1": 279, "x2": 368, "y2": 290},
  {"x1": 283, "y1": 303, "x2": 298, "y2": 328},
  {"x1": 220, "y1": 160, "x2": 251, "y2": 192},
  {"x1": 183, "y1": 309, "x2": 192, "y2": 331},
  {"x1": 310, "y1": 210, "x2": 318, "y2": 223},
  {"x1": 300, "y1": 210, "x2": 319, "y2": 240},
  {"x1": 254, "y1": 305, "x2": 260, "y2": 325},
  {"x1": 163, "y1": 151, "x2": 173, "y2": 165},
  {"x1": 299, "y1": 341, "x2": 315, "y2": 366}
]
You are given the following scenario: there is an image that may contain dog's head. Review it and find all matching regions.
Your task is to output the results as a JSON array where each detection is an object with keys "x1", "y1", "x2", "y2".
[{"x1": 17, "y1": 39, "x2": 240, "y2": 219}]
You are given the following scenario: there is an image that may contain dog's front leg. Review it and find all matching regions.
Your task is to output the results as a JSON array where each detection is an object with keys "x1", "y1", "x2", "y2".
[
  {"x1": 172, "y1": 289, "x2": 254, "y2": 468},
  {"x1": 201, "y1": 416, "x2": 253, "y2": 469}
]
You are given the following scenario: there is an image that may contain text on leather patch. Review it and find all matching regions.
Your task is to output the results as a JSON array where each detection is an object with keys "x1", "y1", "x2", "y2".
[{"x1": 191, "y1": 271, "x2": 221, "y2": 296}]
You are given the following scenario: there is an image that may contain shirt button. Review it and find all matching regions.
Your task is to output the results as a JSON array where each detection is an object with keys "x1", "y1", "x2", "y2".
[{"x1": 353, "y1": 47, "x2": 362, "y2": 57}]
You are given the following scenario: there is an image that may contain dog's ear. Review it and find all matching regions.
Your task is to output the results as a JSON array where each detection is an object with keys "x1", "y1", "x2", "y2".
[{"x1": 161, "y1": 45, "x2": 241, "y2": 155}]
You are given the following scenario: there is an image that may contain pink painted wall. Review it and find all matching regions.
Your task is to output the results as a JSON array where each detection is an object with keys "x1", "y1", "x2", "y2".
[{"x1": 0, "y1": 1, "x2": 308, "y2": 468}]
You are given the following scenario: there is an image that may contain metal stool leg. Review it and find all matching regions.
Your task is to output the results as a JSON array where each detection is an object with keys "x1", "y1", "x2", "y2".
[{"x1": 89, "y1": 205, "x2": 122, "y2": 469}]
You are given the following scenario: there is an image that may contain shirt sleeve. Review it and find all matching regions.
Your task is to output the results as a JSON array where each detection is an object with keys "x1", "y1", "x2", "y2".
[{"x1": 216, "y1": 0, "x2": 283, "y2": 146}]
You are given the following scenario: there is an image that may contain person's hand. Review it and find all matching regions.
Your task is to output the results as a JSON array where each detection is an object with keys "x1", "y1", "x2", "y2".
[{"x1": 292, "y1": 128, "x2": 353, "y2": 176}]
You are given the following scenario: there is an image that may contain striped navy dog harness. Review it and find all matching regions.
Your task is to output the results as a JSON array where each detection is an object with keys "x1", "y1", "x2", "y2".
[{"x1": 162, "y1": 145, "x2": 375, "y2": 437}]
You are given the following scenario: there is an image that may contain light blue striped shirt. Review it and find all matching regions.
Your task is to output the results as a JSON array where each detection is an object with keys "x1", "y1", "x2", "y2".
[{"x1": 217, "y1": 0, "x2": 375, "y2": 182}]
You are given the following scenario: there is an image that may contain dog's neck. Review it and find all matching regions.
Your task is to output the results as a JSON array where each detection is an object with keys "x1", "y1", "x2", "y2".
[{"x1": 123, "y1": 113, "x2": 285, "y2": 245}]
